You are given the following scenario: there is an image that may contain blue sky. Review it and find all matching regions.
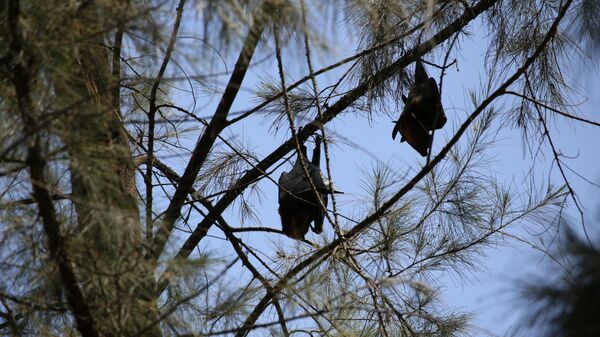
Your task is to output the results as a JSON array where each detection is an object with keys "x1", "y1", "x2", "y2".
[{"x1": 155, "y1": 8, "x2": 600, "y2": 335}]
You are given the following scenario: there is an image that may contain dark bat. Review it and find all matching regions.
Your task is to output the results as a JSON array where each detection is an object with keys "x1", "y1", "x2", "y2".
[
  {"x1": 278, "y1": 137, "x2": 330, "y2": 239},
  {"x1": 392, "y1": 60, "x2": 447, "y2": 156}
]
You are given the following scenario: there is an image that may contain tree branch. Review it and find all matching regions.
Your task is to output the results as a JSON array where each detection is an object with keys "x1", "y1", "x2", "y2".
[
  {"x1": 7, "y1": 1, "x2": 99, "y2": 336},
  {"x1": 505, "y1": 90, "x2": 600, "y2": 127},
  {"x1": 146, "y1": 0, "x2": 186, "y2": 249},
  {"x1": 233, "y1": 0, "x2": 573, "y2": 333},
  {"x1": 170, "y1": 0, "x2": 502, "y2": 289},
  {"x1": 152, "y1": 3, "x2": 267, "y2": 259},
  {"x1": 226, "y1": 2, "x2": 451, "y2": 126}
]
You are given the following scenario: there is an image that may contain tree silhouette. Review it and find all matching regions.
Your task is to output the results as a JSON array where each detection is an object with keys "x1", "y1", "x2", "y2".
[{"x1": 1, "y1": 0, "x2": 599, "y2": 336}]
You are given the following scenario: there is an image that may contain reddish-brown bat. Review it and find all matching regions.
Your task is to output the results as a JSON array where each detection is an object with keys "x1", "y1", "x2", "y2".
[{"x1": 392, "y1": 60, "x2": 447, "y2": 156}]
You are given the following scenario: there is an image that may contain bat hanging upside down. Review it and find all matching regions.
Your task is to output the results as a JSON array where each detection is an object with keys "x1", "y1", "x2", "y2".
[
  {"x1": 278, "y1": 136, "x2": 335, "y2": 240},
  {"x1": 392, "y1": 59, "x2": 447, "y2": 156}
]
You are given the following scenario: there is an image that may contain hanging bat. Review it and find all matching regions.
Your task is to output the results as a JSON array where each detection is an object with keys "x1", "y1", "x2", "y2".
[
  {"x1": 278, "y1": 137, "x2": 330, "y2": 239},
  {"x1": 392, "y1": 59, "x2": 447, "y2": 156}
]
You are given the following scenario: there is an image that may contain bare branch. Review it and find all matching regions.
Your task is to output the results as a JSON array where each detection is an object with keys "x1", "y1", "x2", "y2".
[
  {"x1": 171, "y1": 0, "x2": 502, "y2": 292},
  {"x1": 234, "y1": 0, "x2": 574, "y2": 332},
  {"x1": 146, "y1": 0, "x2": 186, "y2": 249},
  {"x1": 152, "y1": 3, "x2": 267, "y2": 259}
]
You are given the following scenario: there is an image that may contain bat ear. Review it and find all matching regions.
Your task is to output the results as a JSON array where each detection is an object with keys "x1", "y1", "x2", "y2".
[
  {"x1": 415, "y1": 59, "x2": 428, "y2": 84},
  {"x1": 299, "y1": 143, "x2": 308, "y2": 159},
  {"x1": 428, "y1": 78, "x2": 440, "y2": 96},
  {"x1": 392, "y1": 122, "x2": 400, "y2": 140},
  {"x1": 401, "y1": 94, "x2": 408, "y2": 103}
]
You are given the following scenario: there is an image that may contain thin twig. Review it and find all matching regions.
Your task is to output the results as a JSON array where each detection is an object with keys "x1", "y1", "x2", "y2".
[
  {"x1": 7, "y1": 0, "x2": 99, "y2": 335},
  {"x1": 427, "y1": 32, "x2": 460, "y2": 165},
  {"x1": 145, "y1": 0, "x2": 186, "y2": 250},
  {"x1": 152, "y1": 4, "x2": 267, "y2": 259},
  {"x1": 131, "y1": 258, "x2": 239, "y2": 337},
  {"x1": 505, "y1": 90, "x2": 600, "y2": 127},
  {"x1": 273, "y1": 21, "x2": 335, "y2": 230},
  {"x1": 233, "y1": 0, "x2": 573, "y2": 332},
  {"x1": 522, "y1": 74, "x2": 593, "y2": 247},
  {"x1": 300, "y1": 0, "x2": 342, "y2": 235},
  {"x1": 171, "y1": 0, "x2": 502, "y2": 297},
  {"x1": 226, "y1": 6, "x2": 449, "y2": 126}
]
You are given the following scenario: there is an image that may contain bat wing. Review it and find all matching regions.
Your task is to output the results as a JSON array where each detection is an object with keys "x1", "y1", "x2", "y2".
[
  {"x1": 427, "y1": 78, "x2": 447, "y2": 130},
  {"x1": 311, "y1": 193, "x2": 327, "y2": 234},
  {"x1": 415, "y1": 60, "x2": 428, "y2": 84},
  {"x1": 398, "y1": 111, "x2": 431, "y2": 157}
]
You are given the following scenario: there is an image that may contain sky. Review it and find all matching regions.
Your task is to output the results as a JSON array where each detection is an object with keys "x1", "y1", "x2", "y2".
[
  {"x1": 435, "y1": 25, "x2": 600, "y2": 336},
  {"x1": 156, "y1": 6, "x2": 600, "y2": 336}
]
